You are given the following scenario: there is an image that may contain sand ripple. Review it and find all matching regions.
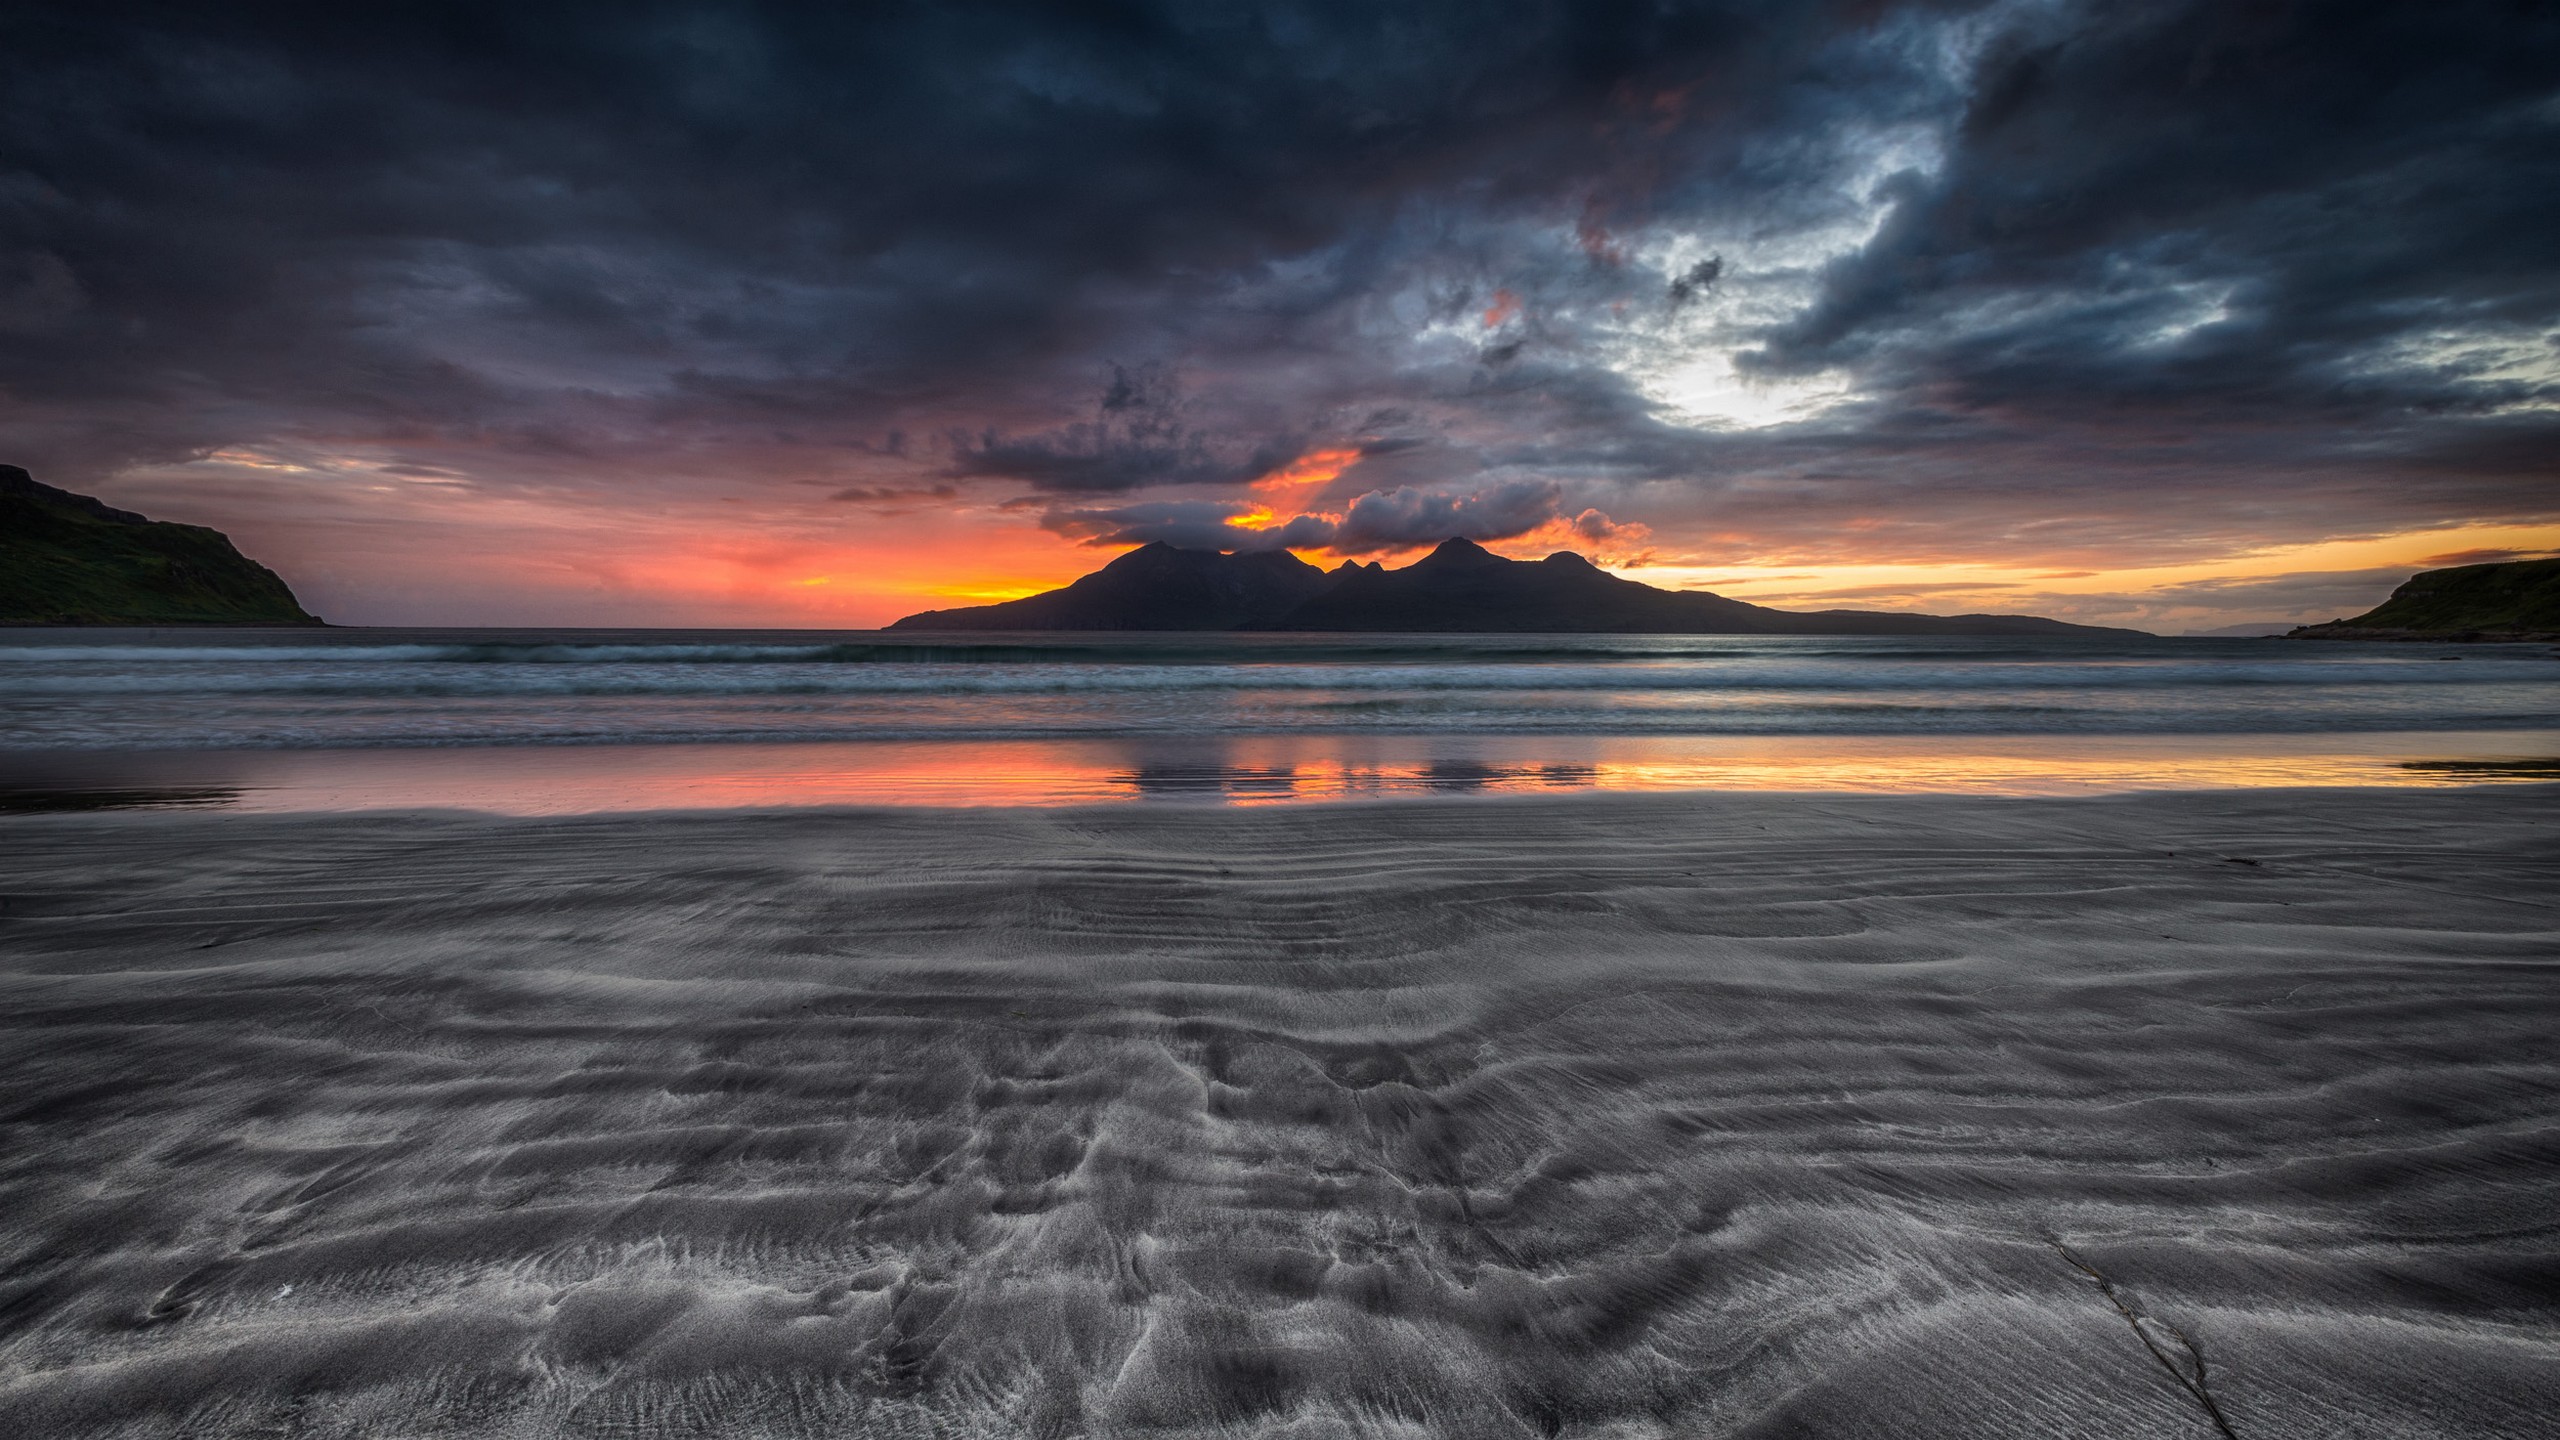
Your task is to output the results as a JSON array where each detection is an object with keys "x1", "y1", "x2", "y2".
[{"x1": 2, "y1": 789, "x2": 2556, "y2": 1436}]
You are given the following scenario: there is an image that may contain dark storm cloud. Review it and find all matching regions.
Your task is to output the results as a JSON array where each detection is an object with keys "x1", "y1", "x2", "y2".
[
  {"x1": 1336, "y1": 480, "x2": 1575, "y2": 551},
  {"x1": 0, "y1": 1, "x2": 1893, "y2": 473},
  {"x1": 1667, "y1": 256, "x2": 1723, "y2": 307},
  {"x1": 946, "y1": 365, "x2": 1304, "y2": 495},
  {"x1": 1, "y1": 0, "x2": 2554, "y2": 559},
  {"x1": 1750, "y1": 2, "x2": 2560, "y2": 424}
]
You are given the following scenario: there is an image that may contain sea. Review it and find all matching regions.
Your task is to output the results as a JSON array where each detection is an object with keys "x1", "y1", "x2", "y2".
[{"x1": 2, "y1": 627, "x2": 2555, "y2": 810}]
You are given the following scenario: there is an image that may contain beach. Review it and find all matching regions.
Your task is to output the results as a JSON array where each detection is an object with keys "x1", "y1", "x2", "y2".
[{"x1": 3, "y1": 786, "x2": 2554, "y2": 1437}]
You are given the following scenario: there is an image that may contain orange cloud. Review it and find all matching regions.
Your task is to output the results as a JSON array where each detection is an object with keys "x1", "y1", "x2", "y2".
[
  {"x1": 1483, "y1": 509, "x2": 1654, "y2": 564},
  {"x1": 1482, "y1": 289, "x2": 1522, "y2": 328},
  {"x1": 1249, "y1": 447, "x2": 1362, "y2": 497},
  {"x1": 1240, "y1": 447, "x2": 1365, "y2": 539}
]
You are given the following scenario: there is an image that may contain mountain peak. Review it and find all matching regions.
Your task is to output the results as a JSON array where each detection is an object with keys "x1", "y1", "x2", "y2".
[{"x1": 1417, "y1": 536, "x2": 1502, "y2": 567}]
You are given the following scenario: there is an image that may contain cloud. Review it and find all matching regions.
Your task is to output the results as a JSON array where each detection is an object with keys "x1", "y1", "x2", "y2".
[
  {"x1": 1040, "y1": 498, "x2": 1326, "y2": 552},
  {"x1": 2417, "y1": 548, "x2": 2558, "y2": 567},
  {"x1": 1, "y1": 0, "x2": 2554, "y2": 619},
  {"x1": 1333, "y1": 481, "x2": 1570, "y2": 550},
  {"x1": 1042, "y1": 479, "x2": 1645, "y2": 557},
  {"x1": 1749, "y1": 3, "x2": 2560, "y2": 428},
  {"x1": 945, "y1": 365, "x2": 1306, "y2": 495},
  {"x1": 829, "y1": 484, "x2": 956, "y2": 504},
  {"x1": 0, "y1": 4, "x2": 1903, "y2": 472},
  {"x1": 1785, "y1": 580, "x2": 2023, "y2": 600},
  {"x1": 1324, "y1": 481, "x2": 1647, "y2": 555},
  {"x1": 2131, "y1": 566, "x2": 2423, "y2": 621},
  {"x1": 1667, "y1": 256, "x2": 1722, "y2": 307}
]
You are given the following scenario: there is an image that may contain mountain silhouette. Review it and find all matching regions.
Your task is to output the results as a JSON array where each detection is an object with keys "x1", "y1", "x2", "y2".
[
  {"x1": 897, "y1": 544, "x2": 1334, "y2": 630},
  {"x1": 891, "y1": 539, "x2": 2146, "y2": 636}
]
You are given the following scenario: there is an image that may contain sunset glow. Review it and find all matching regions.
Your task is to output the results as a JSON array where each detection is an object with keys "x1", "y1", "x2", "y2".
[
  {"x1": 108, "y1": 436, "x2": 2559, "y2": 629},
  {"x1": 1250, "y1": 448, "x2": 1364, "y2": 499},
  {"x1": 1624, "y1": 522, "x2": 2560, "y2": 632},
  {"x1": 9, "y1": 2, "x2": 2549, "y2": 634}
]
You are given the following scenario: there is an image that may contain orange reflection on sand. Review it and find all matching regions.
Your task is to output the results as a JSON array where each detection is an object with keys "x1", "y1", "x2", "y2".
[
  {"x1": 23, "y1": 730, "x2": 2534, "y2": 815},
  {"x1": 1089, "y1": 734, "x2": 2560, "y2": 804}
]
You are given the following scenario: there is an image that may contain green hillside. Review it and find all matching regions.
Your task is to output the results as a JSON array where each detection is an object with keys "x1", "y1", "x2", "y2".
[
  {"x1": 1, "y1": 465, "x2": 320, "y2": 625},
  {"x1": 2292, "y1": 557, "x2": 2560, "y2": 640}
]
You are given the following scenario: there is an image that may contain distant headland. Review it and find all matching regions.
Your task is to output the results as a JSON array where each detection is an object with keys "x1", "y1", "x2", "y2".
[
  {"x1": 1, "y1": 466, "x2": 320, "y2": 626},
  {"x1": 2289, "y1": 557, "x2": 2560, "y2": 643},
  {"x1": 892, "y1": 538, "x2": 2151, "y2": 637}
]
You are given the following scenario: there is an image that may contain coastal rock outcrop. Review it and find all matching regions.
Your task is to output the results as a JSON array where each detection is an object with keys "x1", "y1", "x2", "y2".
[
  {"x1": 1, "y1": 466, "x2": 319, "y2": 625},
  {"x1": 2289, "y1": 557, "x2": 2560, "y2": 642}
]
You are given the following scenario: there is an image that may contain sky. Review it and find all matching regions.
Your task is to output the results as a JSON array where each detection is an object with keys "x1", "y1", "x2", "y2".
[{"x1": 4, "y1": 0, "x2": 2556, "y2": 631}]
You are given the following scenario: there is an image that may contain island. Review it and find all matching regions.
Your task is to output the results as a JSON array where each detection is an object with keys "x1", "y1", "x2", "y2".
[
  {"x1": 1, "y1": 465, "x2": 319, "y2": 626},
  {"x1": 892, "y1": 537, "x2": 2148, "y2": 636},
  {"x1": 2289, "y1": 557, "x2": 2560, "y2": 642}
]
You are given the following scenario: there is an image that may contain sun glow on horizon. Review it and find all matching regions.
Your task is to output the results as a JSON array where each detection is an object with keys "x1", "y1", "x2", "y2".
[
  {"x1": 1624, "y1": 521, "x2": 2560, "y2": 628},
  {"x1": 123, "y1": 447, "x2": 2560, "y2": 630}
]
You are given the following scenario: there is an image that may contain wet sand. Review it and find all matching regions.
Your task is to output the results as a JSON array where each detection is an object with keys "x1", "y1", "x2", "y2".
[{"x1": 1, "y1": 788, "x2": 2555, "y2": 1437}]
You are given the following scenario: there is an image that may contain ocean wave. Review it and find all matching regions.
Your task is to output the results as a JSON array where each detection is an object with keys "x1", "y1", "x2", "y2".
[
  {"x1": 5, "y1": 630, "x2": 2552, "y2": 752},
  {"x1": 0, "y1": 634, "x2": 2472, "y2": 667},
  {"x1": 2, "y1": 659, "x2": 2539, "y2": 700},
  {"x1": 7, "y1": 702, "x2": 2557, "y2": 752}
]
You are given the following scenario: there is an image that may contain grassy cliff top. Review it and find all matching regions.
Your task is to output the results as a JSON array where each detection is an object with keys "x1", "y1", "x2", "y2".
[
  {"x1": 1, "y1": 466, "x2": 320, "y2": 625},
  {"x1": 2293, "y1": 557, "x2": 2560, "y2": 640}
]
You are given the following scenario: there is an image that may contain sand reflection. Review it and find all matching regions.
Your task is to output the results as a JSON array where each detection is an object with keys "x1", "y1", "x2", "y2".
[{"x1": 1, "y1": 730, "x2": 2554, "y2": 814}]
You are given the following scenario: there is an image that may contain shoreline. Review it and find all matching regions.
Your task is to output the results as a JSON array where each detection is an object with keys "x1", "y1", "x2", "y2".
[
  {"x1": 4, "y1": 787, "x2": 2557, "y2": 1436},
  {"x1": 2288, "y1": 624, "x2": 2560, "y2": 643},
  {"x1": 6, "y1": 728, "x2": 2557, "y2": 814}
]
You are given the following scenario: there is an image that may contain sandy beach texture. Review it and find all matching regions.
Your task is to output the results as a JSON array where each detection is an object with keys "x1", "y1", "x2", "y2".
[{"x1": 2, "y1": 788, "x2": 2555, "y2": 1438}]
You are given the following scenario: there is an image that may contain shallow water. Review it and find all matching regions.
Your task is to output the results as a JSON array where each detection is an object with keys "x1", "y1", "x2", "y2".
[
  {"x1": 4, "y1": 627, "x2": 2554, "y2": 810},
  {"x1": 5, "y1": 628, "x2": 2556, "y2": 751},
  {"x1": 3, "y1": 730, "x2": 2558, "y2": 813}
]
